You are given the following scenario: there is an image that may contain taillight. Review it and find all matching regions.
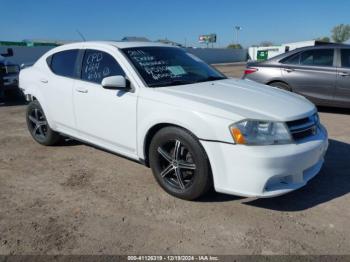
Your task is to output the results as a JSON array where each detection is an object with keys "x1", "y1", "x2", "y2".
[{"x1": 244, "y1": 68, "x2": 258, "y2": 75}]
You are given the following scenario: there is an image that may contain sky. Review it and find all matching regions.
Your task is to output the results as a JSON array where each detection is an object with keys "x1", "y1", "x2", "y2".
[{"x1": 1, "y1": 0, "x2": 349, "y2": 47}]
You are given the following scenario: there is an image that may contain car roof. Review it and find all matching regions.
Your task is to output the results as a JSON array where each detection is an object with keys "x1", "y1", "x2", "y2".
[
  {"x1": 58, "y1": 41, "x2": 173, "y2": 49},
  {"x1": 259, "y1": 43, "x2": 350, "y2": 64},
  {"x1": 294, "y1": 43, "x2": 350, "y2": 51},
  {"x1": 37, "y1": 41, "x2": 178, "y2": 64}
]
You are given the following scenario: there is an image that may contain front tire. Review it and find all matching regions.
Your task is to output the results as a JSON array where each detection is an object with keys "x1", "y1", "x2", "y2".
[
  {"x1": 149, "y1": 126, "x2": 212, "y2": 200},
  {"x1": 26, "y1": 100, "x2": 61, "y2": 146}
]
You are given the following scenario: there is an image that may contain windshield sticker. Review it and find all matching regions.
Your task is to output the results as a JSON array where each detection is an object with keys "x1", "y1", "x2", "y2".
[
  {"x1": 167, "y1": 66, "x2": 186, "y2": 76},
  {"x1": 127, "y1": 49, "x2": 181, "y2": 81}
]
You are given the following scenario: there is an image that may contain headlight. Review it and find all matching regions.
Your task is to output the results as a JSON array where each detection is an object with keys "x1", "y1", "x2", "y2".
[
  {"x1": 229, "y1": 119, "x2": 292, "y2": 145},
  {"x1": 313, "y1": 113, "x2": 320, "y2": 126}
]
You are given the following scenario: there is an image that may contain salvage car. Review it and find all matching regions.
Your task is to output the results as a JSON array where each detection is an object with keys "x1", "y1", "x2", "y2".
[
  {"x1": 19, "y1": 42, "x2": 328, "y2": 200},
  {"x1": 243, "y1": 44, "x2": 350, "y2": 108},
  {"x1": 0, "y1": 48, "x2": 20, "y2": 101}
]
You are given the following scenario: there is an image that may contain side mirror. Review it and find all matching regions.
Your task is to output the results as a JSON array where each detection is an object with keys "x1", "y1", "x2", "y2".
[
  {"x1": 21, "y1": 62, "x2": 34, "y2": 69},
  {"x1": 1, "y1": 48, "x2": 14, "y2": 57},
  {"x1": 102, "y1": 75, "x2": 129, "y2": 90}
]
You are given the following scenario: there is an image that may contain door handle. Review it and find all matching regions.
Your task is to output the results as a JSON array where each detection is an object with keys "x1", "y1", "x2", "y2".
[
  {"x1": 76, "y1": 87, "x2": 88, "y2": 93},
  {"x1": 40, "y1": 79, "x2": 48, "y2": 83},
  {"x1": 284, "y1": 68, "x2": 295, "y2": 73},
  {"x1": 339, "y1": 72, "x2": 350, "y2": 77}
]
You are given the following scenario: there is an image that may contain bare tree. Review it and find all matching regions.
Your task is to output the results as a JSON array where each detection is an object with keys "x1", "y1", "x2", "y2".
[
  {"x1": 259, "y1": 41, "x2": 274, "y2": 47},
  {"x1": 332, "y1": 24, "x2": 350, "y2": 43},
  {"x1": 227, "y1": 44, "x2": 243, "y2": 49}
]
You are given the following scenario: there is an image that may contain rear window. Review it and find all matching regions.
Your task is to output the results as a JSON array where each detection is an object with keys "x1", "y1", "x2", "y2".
[
  {"x1": 341, "y1": 49, "x2": 350, "y2": 68},
  {"x1": 300, "y1": 49, "x2": 334, "y2": 67},
  {"x1": 49, "y1": 49, "x2": 79, "y2": 77}
]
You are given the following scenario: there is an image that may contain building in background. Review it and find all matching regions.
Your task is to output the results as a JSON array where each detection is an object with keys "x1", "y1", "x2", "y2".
[
  {"x1": 0, "y1": 39, "x2": 69, "y2": 47},
  {"x1": 121, "y1": 36, "x2": 150, "y2": 42},
  {"x1": 248, "y1": 40, "x2": 333, "y2": 61}
]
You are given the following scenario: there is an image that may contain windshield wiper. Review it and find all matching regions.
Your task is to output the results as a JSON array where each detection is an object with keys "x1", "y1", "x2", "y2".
[
  {"x1": 196, "y1": 76, "x2": 227, "y2": 83},
  {"x1": 148, "y1": 79, "x2": 194, "y2": 87},
  {"x1": 148, "y1": 76, "x2": 226, "y2": 87}
]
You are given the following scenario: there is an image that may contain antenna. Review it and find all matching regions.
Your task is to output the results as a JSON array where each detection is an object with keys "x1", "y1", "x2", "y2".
[{"x1": 76, "y1": 29, "x2": 86, "y2": 42}]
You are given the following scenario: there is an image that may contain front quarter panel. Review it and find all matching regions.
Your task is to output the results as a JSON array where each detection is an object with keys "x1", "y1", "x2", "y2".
[{"x1": 137, "y1": 90, "x2": 237, "y2": 160}]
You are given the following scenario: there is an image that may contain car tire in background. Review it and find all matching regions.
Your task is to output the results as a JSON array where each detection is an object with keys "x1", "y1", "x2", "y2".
[
  {"x1": 5, "y1": 89, "x2": 25, "y2": 102},
  {"x1": 149, "y1": 126, "x2": 212, "y2": 200},
  {"x1": 269, "y1": 81, "x2": 291, "y2": 92},
  {"x1": 26, "y1": 100, "x2": 61, "y2": 146}
]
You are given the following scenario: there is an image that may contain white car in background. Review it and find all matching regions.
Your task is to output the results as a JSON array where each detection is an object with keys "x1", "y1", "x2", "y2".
[{"x1": 19, "y1": 41, "x2": 328, "y2": 200}]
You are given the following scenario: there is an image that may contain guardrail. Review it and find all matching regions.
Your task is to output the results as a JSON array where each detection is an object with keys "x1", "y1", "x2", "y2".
[{"x1": 0, "y1": 46, "x2": 248, "y2": 66}]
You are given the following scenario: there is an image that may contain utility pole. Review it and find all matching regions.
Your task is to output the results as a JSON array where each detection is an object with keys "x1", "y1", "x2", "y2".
[{"x1": 234, "y1": 26, "x2": 242, "y2": 44}]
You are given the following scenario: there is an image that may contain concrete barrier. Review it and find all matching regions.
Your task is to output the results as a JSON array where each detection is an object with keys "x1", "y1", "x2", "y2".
[
  {"x1": 185, "y1": 47, "x2": 248, "y2": 64},
  {"x1": 0, "y1": 46, "x2": 53, "y2": 66},
  {"x1": 1, "y1": 45, "x2": 248, "y2": 66}
]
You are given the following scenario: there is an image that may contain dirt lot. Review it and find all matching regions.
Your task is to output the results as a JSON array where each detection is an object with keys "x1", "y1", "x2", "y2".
[{"x1": 0, "y1": 64, "x2": 350, "y2": 255}]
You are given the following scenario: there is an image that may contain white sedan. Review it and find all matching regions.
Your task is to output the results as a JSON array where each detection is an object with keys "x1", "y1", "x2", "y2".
[{"x1": 19, "y1": 41, "x2": 328, "y2": 200}]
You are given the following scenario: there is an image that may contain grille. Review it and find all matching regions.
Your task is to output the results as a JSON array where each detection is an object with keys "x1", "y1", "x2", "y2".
[
  {"x1": 5, "y1": 65, "x2": 19, "y2": 74},
  {"x1": 286, "y1": 114, "x2": 318, "y2": 141}
]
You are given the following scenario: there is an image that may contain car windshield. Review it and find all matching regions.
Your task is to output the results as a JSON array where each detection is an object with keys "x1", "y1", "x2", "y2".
[{"x1": 122, "y1": 46, "x2": 227, "y2": 87}]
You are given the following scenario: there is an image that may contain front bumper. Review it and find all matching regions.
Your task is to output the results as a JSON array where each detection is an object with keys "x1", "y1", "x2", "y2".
[
  {"x1": 201, "y1": 124, "x2": 328, "y2": 198},
  {"x1": 1, "y1": 74, "x2": 19, "y2": 89}
]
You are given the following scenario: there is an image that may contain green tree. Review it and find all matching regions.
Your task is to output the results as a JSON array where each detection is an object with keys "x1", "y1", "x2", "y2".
[
  {"x1": 227, "y1": 44, "x2": 242, "y2": 49},
  {"x1": 331, "y1": 24, "x2": 350, "y2": 43},
  {"x1": 316, "y1": 36, "x2": 330, "y2": 43}
]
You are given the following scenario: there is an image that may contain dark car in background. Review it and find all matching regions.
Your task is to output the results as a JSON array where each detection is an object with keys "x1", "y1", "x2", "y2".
[
  {"x1": 243, "y1": 44, "x2": 350, "y2": 108},
  {"x1": 0, "y1": 48, "x2": 20, "y2": 101}
]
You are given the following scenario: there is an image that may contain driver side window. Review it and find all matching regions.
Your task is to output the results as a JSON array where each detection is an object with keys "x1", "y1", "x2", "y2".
[{"x1": 81, "y1": 49, "x2": 125, "y2": 84}]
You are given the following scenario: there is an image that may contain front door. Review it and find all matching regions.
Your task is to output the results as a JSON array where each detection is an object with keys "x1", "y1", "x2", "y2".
[
  {"x1": 334, "y1": 48, "x2": 350, "y2": 107},
  {"x1": 73, "y1": 49, "x2": 137, "y2": 158},
  {"x1": 282, "y1": 48, "x2": 337, "y2": 105}
]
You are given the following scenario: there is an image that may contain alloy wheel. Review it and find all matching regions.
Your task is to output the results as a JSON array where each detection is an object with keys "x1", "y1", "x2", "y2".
[
  {"x1": 157, "y1": 140, "x2": 197, "y2": 190},
  {"x1": 28, "y1": 108, "x2": 48, "y2": 141}
]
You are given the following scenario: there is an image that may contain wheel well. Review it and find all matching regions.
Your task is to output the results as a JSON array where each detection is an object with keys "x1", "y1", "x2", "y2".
[
  {"x1": 143, "y1": 123, "x2": 214, "y2": 192},
  {"x1": 25, "y1": 94, "x2": 37, "y2": 102},
  {"x1": 143, "y1": 123, "x2": 179, "y2": 167},
  {"x1": 266, "y1": 80, "x2": 291, "y2": 90}
]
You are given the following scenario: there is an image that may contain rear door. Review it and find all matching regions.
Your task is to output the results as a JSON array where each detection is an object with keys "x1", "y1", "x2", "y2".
[
  {"x1": 45, "y1": 49, "x2": 81, "y2": 133},
  {"x1": 334, "y1": 48, "x2": 350, "y2": 107},
  {"x1": 281, "y1": 48, "x2": 336, "y2": 105}
]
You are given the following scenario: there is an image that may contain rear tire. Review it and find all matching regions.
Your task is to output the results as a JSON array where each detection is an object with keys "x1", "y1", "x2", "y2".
[
  {"x1": 26, "y1": 100, "x2": 61, "y2": 146},
  {"x1": 149, "y1": 126, "x2": 212, "y2": 200},
  {"x1": 269, "y1": 82, "x2": 291, "y2": 92}
]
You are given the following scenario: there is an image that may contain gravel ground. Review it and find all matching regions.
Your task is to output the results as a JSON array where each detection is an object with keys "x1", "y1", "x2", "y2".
[{"x1": 0, "y1": 64, "x2": 349, "y2": 255}]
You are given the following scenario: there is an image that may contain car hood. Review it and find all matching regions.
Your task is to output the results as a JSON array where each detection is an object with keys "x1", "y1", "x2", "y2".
[
  {"x1": 0, "y1": 56, "x2": 16, "y2": 66},
  {"x1": 151, "y1": 78, "x2": 316, "y2": 121}
]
